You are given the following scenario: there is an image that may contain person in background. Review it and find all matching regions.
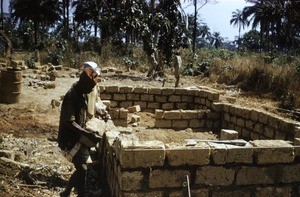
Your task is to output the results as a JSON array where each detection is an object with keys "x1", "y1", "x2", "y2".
[{"x1": 58, "y1": 67, "x2": 101, "y2": 197}]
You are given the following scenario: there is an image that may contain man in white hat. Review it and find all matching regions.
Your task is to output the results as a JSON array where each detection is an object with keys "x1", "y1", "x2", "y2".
[{"x1": 82, "y1": 61, "x2": 110, "y2": 121}]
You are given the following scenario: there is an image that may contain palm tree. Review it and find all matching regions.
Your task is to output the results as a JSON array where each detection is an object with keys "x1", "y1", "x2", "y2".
[
  {"x1": 230, "y1": 9, "x2": 249, "y2": 45},
  {"x1": 210, "y1": 32, "x2": 223, "y2": 49},
  {"x1": 10, "y1": 0, "x2": 61, "y2": 44}
]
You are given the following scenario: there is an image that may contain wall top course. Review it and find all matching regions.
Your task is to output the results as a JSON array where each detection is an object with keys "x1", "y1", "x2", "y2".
[
  {"x1": 250, "y1": 140, "x2": 294, "y2": 148},
  {"x1": 119, "y1": 86, "x2": 134, "y2": 93}
]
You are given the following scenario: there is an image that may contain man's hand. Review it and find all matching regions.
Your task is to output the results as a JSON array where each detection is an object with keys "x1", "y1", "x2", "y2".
[{"x1": 89, "y1": 132, "x2": 102, "y2": 143}]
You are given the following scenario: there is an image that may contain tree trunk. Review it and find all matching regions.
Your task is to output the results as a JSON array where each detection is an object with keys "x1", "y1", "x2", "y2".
[
  {"x1": 34, "y1": 22, "x2": 39, "y2": 45},
  {"x1": 192, "y1": 0, "x2": 197, "y2": 53},
  {"x1": 1, "y1": 0, "x2": 3, "y2": 30},
  {"x1": 66, "y1": 0, "x2": 70, "y2": 40}
]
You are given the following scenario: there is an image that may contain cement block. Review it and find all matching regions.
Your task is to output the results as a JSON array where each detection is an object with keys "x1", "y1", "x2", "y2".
[
  {"x1": 133, "y1": 101, "x2": 147, "y2": 109},
  {"x1": 155, "y1": 120, "x2": 171, "y2": 128},
  {"x1": 225, "y1": 143, "x2": 253, "y2": 164},
  {"x1": 255, "y1": 187, "x2": 292, "y2": 197},
  {"x1": 176, "y1": 103, "x2": 188, "y2": 109},
  {"x1": 172, "y1": 120, "x2": 188, "y2": 129},
  {"x1": 189, "y1": 119, "x2": 204, "y2": 128},
  {"x1": 105, "y1": 86, "x2": 119, "y2": 93},
  {"x1": 114, "y1": 93, "x2": 126, "y2": 100},
  {"x1": 133, "y1": 87, "x2": 148, "y2": 94},
  {"x1": 250, "y1": 110, "x2": 259, "y2": 121},
  {"x1": 181, "y1": 110, "x2": 199, "y2": 119},
  {"x1": 174, "y1": 88, "x2": 188, "y2": 95},
  {"x1": 109, "y1": 109, "x2": 120, "y2": 119},
  {"x1": 209, "y1": 141, "x2": 253, "y2": 164},
  {"x1": 127, "y1": 94, "x2": 140, "y2": 101},
  {"x1": 280, "y1": 164, "x2": 300, "y2": 183},
  {"x1": 164, "y1": 110, "x2": 181, "y2": 119},
  {"x1": 119, "y1": 86, "x2": 134, "y2": 93},
  {"x1": 120, "y1": 101, "x2": 133, "y2": 108},
  {"x1": 130, "y1": 114, "x2": 140, "y2": 123},
  {"x1": 115, "y1": 140, "x2": 165, "y2": 168},
  {"x1": 166, "y1": 142, "x2": 210, "y2": 166},
  {"x1": 182, "y1": 95, "x2": 194, "y2": 102},
  {"x1": 212, "y1": 190, "x2": 251, "y2": 197},
  {"x1": 161, "y1": 103, "x2": 174, "y2": 110},
  {"x1": 149, "y1": 169, "x2": 191, "y2": 188},
  {"x1": 155, "y1": 95, "x2": 168, "y2": 102},
  {"x1": 169, "y1": 95, "x2": 181, "y2": 102},
  {"x1": 161, "y1": 88, "x2": 174, "y2": 96},
  {"x1": 128, "y1": 105, "x2": 141, "y2": 113},
  {"x1": 196, "y1": 166, "x2": 235, "y2": 186},
  {"x1": 141, "y1": 94, "x2": 154, "y2": 101},
  {"x1": 148, "y1": 102, "x2": 160, "y2": 109},
  {"x1": 220, "y1": 129, "x2": 239, "y2": 140},
  {"x1": 211, "y1": 102, "x2": 224, "y2": 112},
  {"x1": 119, "y1": 171, "x2": 143, "y2": 191},
  {"x1": 187, "y1": 89, "x2": 200, "y2": 96},
  {"x1": 236, "y1": 166, "x2": 277, "y2": 185},
  {"x1": 258, "y1": 112, "x2": 269, "y2": 124},
  {"x1": 251, "y1": 140, "x2": 295, "y2": 164},
  {"x1": 236, "y1": 118, "x2": 245, "y2": 127},
  {"x1": 113, "y1": 119, "x2": 128, "y2": 127},
  {"x1": 148, "y1": 88, "x2": 161, "y2": 94},
  {"x1": 123, "y1": 191, "x2": 164, "y2": 197},
  {"x1": 209, "y1": 143, "x2": 227, "y2": 164},
  {"x1": 119, "y1": 108, "x2": 128, "y2": 119},
  {"x1": 155, "y1": 109, "x2": 164, "y2": 119}
]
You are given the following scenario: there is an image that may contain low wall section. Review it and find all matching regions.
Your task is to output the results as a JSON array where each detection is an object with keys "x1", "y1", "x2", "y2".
[
  {"x1": 99, "y1": 85, "x2": 299, "y2": 141},
  {"x1": 101, "y1": 131, "x2": 300, "y2": 197},
  {"x1": 98, "y1": 85, "x2": 300, "y2": 196}
]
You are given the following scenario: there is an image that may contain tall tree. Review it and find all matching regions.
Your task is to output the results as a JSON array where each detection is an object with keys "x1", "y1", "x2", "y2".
[
  {"x1": 0, "y1": 0, "x2": 3, "y2": 30},
  {"x1": 230, "y1": 9, "x2": 249, "y2": 49},
  {"x1": 10, "y1": 0, "x2": 61, "y2": 45},
  {"x1": 210, "y1": 32, "x2": 223, "y2": 48},
  {"x1": 243, "y1": 0, "x2": 300, "y2": 51},
  {"x1": 184, "y1": 0, "x2": 216, "y2": 53}
]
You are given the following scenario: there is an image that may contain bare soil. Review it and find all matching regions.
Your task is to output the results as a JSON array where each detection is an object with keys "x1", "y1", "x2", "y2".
[{"x1": 0, "y1": 64, "x2": 294, "y2": 196}]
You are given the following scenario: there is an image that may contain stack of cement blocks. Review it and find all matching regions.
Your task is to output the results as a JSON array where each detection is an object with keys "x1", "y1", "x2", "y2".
[{"x1": 108, "y1": 108, "x2": 128, "y2": 127}]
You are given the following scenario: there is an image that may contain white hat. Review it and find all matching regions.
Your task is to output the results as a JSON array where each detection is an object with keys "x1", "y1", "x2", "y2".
[{"x1": 83, "y1": 61, "x2": 100, "y2": 75}]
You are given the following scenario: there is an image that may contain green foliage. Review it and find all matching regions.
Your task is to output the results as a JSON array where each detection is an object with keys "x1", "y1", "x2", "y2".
[
  {"x1": 123, "y1": 56, "x2": 139, "y2": 70},
  {"x1": 210, "y1": 49, "x2": 235, "y2": 60},
  {"x1": 279, "y1": 92, "x2": 296, "y2": 110},
  {"x1": 240, "y1": 30, "x2": 260, "y2": 52},
  {"x1": 81, "y1": 37, "x2": 102, "y2": 53},
  {"x1": 47, "y1": 39, "x2": 67, "y2": 65},
  {"x1": 25, "y1": 56, "x2": 35, "y2": 69}
]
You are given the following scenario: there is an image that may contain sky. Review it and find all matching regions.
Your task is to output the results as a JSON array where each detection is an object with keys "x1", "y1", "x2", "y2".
[
  {"x1": 183, "y1": 0, "x2": 252, "y2": 41},
  {"x1": 3, "y1": 0, "x2": 252, "y2": 41}
]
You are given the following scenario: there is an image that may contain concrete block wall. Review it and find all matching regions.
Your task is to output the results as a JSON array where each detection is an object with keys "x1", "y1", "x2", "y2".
[
  {"x1": 100, "y1": 85, "x2": 299, "y2": 141},
  {"x1": 101, "y1": 131, "x2": 300, "y2": 197},
  {"x1": 219, "y1": 103, "x2": 297, "y2": 141},
  {"x1": 98, "y1": 85, "x2": 300, "y2": 196},
  {"x1": 99, "y1": 85, "x2": 220, "y2": 112},
  {"x1": 154, "y1": 109, "x2": 221, "y2": 131}
]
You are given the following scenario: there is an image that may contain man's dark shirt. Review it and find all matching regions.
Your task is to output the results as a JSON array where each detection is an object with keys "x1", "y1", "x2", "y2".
[{"x1": 58, "y1": 82, "x2": 87, "y2": 151}]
